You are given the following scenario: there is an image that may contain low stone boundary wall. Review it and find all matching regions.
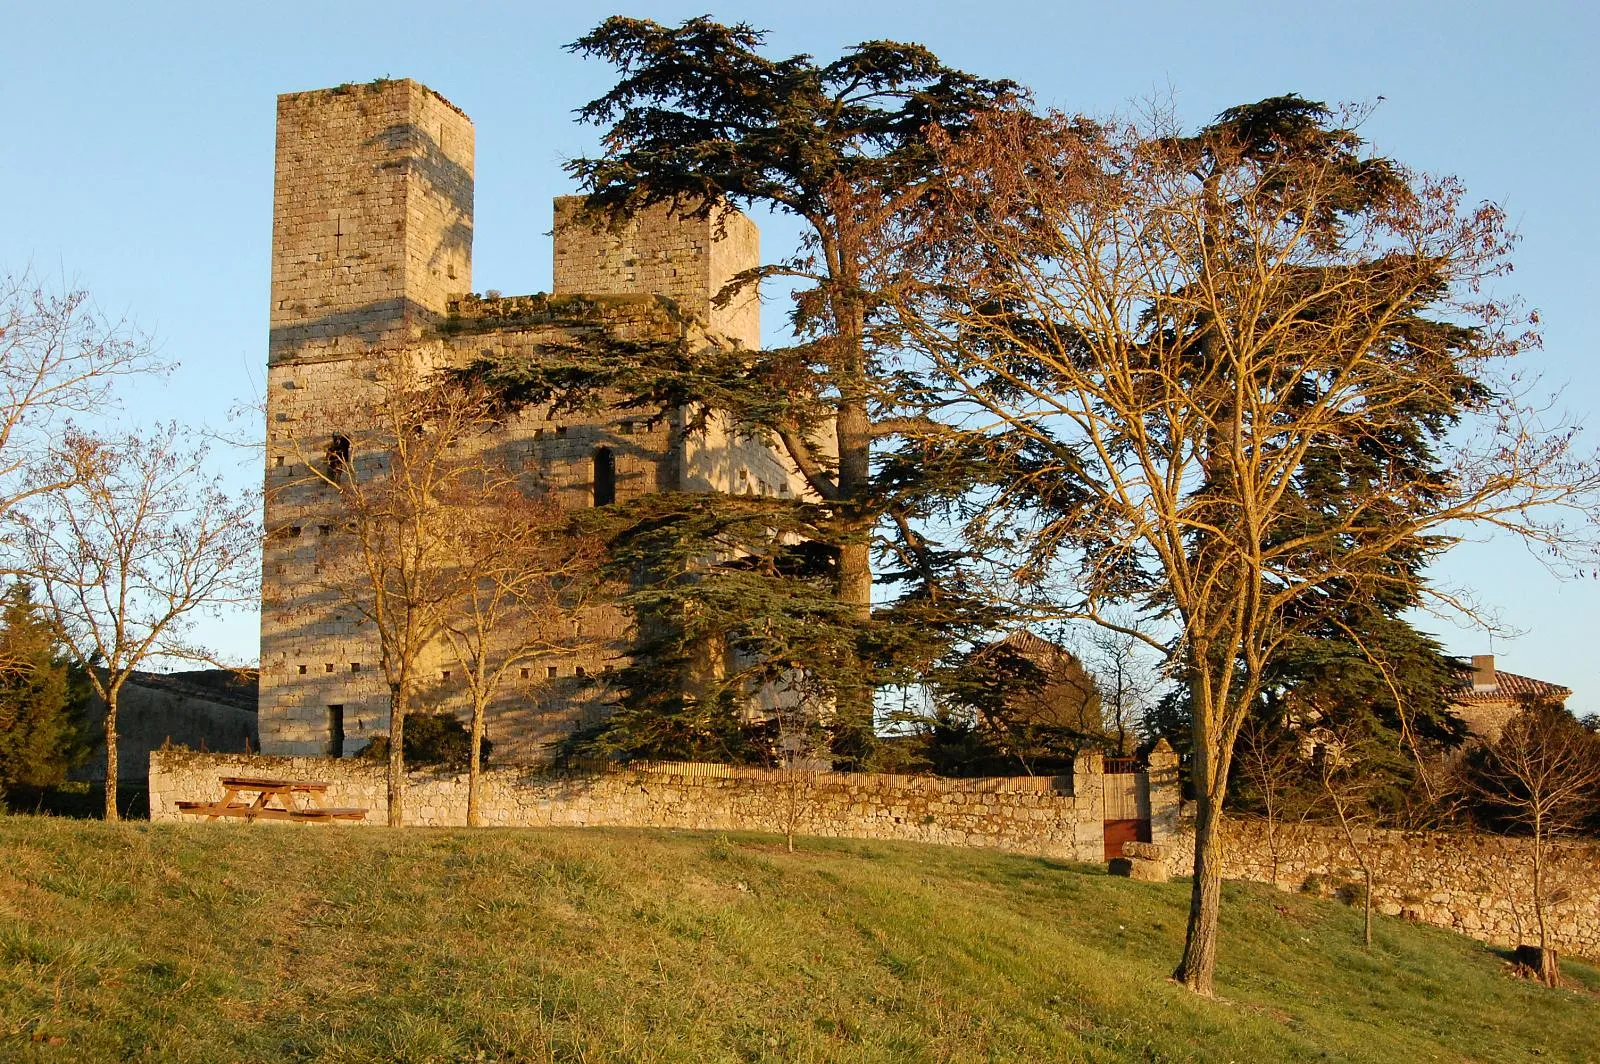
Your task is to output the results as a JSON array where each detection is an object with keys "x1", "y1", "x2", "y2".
[
  {"x1": 148, "y1": 750, "x2": 1107, "y2": 861},
  {"x1": 149, "y1": 750, "x2": 1598, "y2": 957},
  {"x1": 1166, "y1": 817, "x2": 1600, "y2": 960}
]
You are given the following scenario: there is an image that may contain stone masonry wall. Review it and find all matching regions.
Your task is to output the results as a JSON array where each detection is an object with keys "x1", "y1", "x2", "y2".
[
  {"x1": 269, "y1": 79, "x2": 473, "y2": 365},
  {"x1": 149, "y1": 746, "x2": 1596, "y2": 959},
  {"x1": 260, "y1": 306, "x2": 676, "y2": 760},
  {"x1": 552, "y1": 196, "x2": 760, "y2": 350},
  {"x1": 259, "y1": 290, "x2": 810, "y2": 761},
  {"x1": 148, "y1": 749, "x2": 1107, "y2": 862},
  {"x1": 77, "y1": 680, "x2": 257, "y2": 785},
  {"x1": 260, "y1": 79, "x2": 805, "y2": 761},
  {"x1": 262, "y1": 78, "x2": 478, "y2": 754},
  {"x1": 1165, "y1": 817, "x2": 1600, "y2": 959}
]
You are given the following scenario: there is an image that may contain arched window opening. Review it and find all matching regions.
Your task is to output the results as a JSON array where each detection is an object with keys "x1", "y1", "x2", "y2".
[{"x1": 593, "y1": 446, "x2": 616, "y2": 506}]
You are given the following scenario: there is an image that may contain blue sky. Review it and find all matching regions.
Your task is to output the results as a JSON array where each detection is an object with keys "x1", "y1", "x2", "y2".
[{"x1": 3, "y1": 2, "x2": 1597, "y2": 707}]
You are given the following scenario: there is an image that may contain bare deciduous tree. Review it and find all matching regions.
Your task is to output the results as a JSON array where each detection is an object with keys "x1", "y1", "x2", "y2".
[
  {"x1": 0, "y1": 270, "x2": 163, "y2": 540},
  {"x1": 768, "y1": 688, "x2": 829, "y2": 852},
  {"x1": 1459, "y1": 704, "x2": 1600, "y2": 986},
  {"x1": 1077, "y1": 624, "x2": 1162, "y2": 754},
  {"x1": 893, "y1": 100, "x2": 1600, "y2": 994},
  {"x1": 290, "y1": 358, "x2": 506, "y2": 827},
  {"x1": 439, "y1": 489, "x2": 606, "y2": 826},
  {"x1": 1235, "y1": 714, "x2": 1310, "y2": 886},
  {"x1": 1311, "y1": 724, "x2": 1389, "y2": 948},
  {"x1": 15, "y1": 424, "x2": 257, "y2": 820}
]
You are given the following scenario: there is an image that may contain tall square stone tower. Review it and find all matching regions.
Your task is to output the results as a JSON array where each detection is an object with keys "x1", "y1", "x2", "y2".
[{"x1": 269, "y1": 79, "x2": 474, "y2": 365}]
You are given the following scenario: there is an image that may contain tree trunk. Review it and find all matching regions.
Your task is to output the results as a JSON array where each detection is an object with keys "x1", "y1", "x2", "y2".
[
  {"x1": 1532, "y1": 834, "x2": 1559, "y2": 986},
  {"x1": 1363, "y1": 867, "x2": 1374, "y2": 948},
  {"x1": 467, "y1": 696, "x2": 486, "y2": 828},
  {"x1": 103, "y1": 688, "x2": 120, "y2": 823},
  {"x1": 834, "y1": 318, "x2": 872, "y2": 622},
  {"x1": 1264, "y1": 791, "x2": 1279, "y2": 886},
  {"x1": 832, "y1": 327, "x2": 875, "y2": 765},
  {"x1": 387, "y1": 680, "x2": 407, "y2": 827},
  {"x1": 1175, "y1": 777, "x2": 1224, "y2": 995}
]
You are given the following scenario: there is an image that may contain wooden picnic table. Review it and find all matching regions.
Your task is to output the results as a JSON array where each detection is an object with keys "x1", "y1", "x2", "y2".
[{"x1": 176, "y1": 776, "x2": 367, "y2": 823}]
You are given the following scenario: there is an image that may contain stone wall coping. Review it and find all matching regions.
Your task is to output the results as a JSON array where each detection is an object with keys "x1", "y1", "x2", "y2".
[
  {"x1": 150, "y1": 750, "x2": 1078, "y2": 796},
  {"x1": 634, "y1": 761, "x2": 1075, "y2": 793},
  {"x1": 147, "y1": 749, "x2": 1106, "y2": 864}
]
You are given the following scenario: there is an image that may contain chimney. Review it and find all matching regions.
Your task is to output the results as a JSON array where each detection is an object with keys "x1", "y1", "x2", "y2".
[{"x1": 1471, "y1": 654, "x2": 1497, "y2": 691}]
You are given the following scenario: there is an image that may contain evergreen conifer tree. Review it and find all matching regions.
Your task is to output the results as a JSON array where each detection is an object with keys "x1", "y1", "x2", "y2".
[
  {"x1": 468, "y1": 17, "x2": 1019, "y2": 764},
  {"x1": 0, "y1": 585, "x2": 87, "y2": 796}
]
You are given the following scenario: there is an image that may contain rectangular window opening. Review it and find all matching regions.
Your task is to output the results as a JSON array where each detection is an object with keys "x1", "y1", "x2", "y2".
[{"x1": 327, "y1": 704, "x2": 345, "y2": 758}]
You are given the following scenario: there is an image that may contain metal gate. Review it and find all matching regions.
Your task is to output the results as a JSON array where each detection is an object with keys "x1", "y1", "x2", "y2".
[{"x1": 1102, "y1": 757, "x2": 1151, "y2": 859}]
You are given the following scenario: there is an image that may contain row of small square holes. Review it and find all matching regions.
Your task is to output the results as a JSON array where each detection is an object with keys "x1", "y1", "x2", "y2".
[
  {"x1": 297, "y1": 663, "x2": 610, "y2": 678},
  {"x1": 271, "y1": 421, "x2": 635, "y2": 460}
]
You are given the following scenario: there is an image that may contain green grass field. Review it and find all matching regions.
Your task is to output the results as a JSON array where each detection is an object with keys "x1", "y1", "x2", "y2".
[{"x1": 1, "y1": 817, "x2": 1596, "y2": 1063}]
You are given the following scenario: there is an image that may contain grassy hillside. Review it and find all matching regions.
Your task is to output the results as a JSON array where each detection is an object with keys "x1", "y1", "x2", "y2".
[{"x1": 1, "y1": 818, "x2": 1596, "y2": 1063}]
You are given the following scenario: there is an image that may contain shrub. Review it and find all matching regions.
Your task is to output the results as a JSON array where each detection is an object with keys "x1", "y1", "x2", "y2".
[{"x1": 357, "y1": 712, "x2": 490, "y2": 769}]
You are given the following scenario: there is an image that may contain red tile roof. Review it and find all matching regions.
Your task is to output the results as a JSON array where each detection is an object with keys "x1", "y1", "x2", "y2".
[
  {"x1": 1446, "y1": 661, "x2": 1569, "y2": 706},
  {"x1": 993, "y1": 630, "x2": 1072, "y2": 661}
]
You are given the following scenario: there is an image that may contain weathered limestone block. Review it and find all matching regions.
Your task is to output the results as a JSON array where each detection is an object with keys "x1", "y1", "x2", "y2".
[{"x1": 1110, "y1": 841, "x2": 1170, "y2": 882}]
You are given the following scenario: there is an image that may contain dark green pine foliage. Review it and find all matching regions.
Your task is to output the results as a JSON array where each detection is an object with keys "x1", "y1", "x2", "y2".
[
  {"x1": 560, "y1": 492, "x2": 862, "y2": 765},
  {"x1": 1171, "y1": 96, "x2": 1488, "y2": 606},
  {"x1": 913, "y1": 627, "x2": 1121, "y2": 776},
  {"x1": 0, "y1": 585, "x2": 88, "y2": 795},
  {"x1": 468, "y1": 17, "x2": 1019, "y2": 765},
  {"x1": 1211, "y1": 615, "x2": 1464, "y2": 824}
]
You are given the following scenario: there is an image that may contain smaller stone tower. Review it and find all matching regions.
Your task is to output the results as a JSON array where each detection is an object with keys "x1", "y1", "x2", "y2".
[{"x1": 552, "y1": 197, "x2": 760, "y2": 350}]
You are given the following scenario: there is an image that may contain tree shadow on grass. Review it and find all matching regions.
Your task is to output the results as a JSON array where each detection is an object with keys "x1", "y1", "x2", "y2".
[{"x1": 5, "y1": 782, "x2": 148, "y2": 820}]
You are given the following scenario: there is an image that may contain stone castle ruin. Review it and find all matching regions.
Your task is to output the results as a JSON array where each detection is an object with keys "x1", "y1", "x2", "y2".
[
  {"x1": 164, "y1": 76, "x2": 1600, "y2": 966},
  {"x1": 261, "y1": 78, "x2": 814, "y2": 759}
]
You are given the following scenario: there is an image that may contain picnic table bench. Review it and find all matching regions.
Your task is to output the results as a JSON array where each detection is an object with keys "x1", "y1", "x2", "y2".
[{"x1": 176, "y1": 776, "x2": 367, "y2": 823}]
